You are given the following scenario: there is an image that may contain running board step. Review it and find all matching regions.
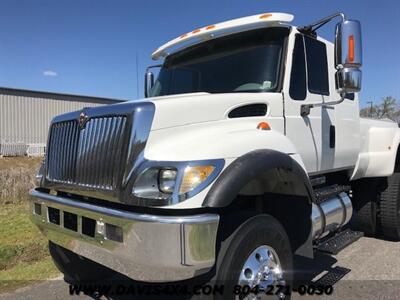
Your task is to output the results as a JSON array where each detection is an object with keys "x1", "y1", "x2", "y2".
[
  {"x1": 313, "y1": 266, "x2": 351, "y2": 286},
  {"x1": 316, "y1": 229, "x2": 363, "y2": 255}
]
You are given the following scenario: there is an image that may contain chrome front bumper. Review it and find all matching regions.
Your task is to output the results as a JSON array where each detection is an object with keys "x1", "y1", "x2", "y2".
[{"x1": 29, "y1": 189, "x2": 219, "y2": 282}]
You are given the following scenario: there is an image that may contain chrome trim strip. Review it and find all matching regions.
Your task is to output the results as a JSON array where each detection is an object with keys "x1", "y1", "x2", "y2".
[
  {"x1": 30, "y1": 189, "x2": 219, "y2": 224},
  {"x1": 122, "y1": 103, "x2": 156, "y2": 186}
]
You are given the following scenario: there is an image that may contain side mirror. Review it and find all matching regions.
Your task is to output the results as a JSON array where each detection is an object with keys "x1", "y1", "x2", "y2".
[
  {"x1": 144, "y1": 70, "x2": 154, "y2": 98},
  {"x1": 335, "y1": 19, "x2": 362, "y2": 93}
]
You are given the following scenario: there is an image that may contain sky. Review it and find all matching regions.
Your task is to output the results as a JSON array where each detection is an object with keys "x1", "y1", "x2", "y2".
[{"x1": 0, "y1": 0, "x2": 399, "y2": 106}]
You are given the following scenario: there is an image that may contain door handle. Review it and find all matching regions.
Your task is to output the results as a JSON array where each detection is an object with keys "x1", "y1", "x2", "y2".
[{"x1": 330, "y1": 125, "x2": 335, "y2": 148}]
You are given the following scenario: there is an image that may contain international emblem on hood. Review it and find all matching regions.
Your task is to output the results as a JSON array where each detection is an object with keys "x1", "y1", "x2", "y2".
[{"x1": 78, "y1": 110, "x2": 88, "y2": 129}]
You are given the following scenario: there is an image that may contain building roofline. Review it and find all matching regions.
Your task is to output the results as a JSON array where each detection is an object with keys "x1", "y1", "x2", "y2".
[{"x1": 0, "y1": 86, "x2": 128, "y2": 104}]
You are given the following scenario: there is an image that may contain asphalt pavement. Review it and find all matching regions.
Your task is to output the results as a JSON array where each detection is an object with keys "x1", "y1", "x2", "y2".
[{"x1": 1, "y1": 236, "x2": 400, "y2": 300}]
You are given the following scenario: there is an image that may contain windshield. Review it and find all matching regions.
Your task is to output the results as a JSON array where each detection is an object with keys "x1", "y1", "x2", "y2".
[{"x1": 150, "y1": 27, "x2": 289, "y2": 97}]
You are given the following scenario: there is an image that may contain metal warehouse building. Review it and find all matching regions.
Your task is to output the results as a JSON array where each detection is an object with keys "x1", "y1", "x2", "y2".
[{"x1": 0, "y1": 87, "x2": 124, "y2": 156}]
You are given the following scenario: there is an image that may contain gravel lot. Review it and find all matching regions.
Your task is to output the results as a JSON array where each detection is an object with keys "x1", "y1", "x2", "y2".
[{"x1": 1, "y1": 236, "x2": 400, "y2": 300}]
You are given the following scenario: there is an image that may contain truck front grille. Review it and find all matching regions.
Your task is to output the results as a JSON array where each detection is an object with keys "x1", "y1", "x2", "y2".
[{"x1": 46, "y1": 116, "x2": 128, "y2": 190}]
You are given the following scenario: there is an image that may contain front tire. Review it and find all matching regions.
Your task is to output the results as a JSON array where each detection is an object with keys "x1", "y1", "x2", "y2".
[{"x1": 215, "y1": 214, "x2": 293, "y2": 300}]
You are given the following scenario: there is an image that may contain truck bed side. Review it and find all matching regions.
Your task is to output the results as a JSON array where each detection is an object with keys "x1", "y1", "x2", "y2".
[{"x1": 351, "y1": 117, "x2": 400, "y2": 180}]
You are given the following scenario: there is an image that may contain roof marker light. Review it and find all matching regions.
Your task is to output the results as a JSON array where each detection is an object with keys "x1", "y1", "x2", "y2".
[
  {"x1": 206, "y1": 25, "x2": 216, "y2": 30},
  {"x1": 192, "y1": 29, "x2": 201, "y2": 34},
  {"x1": 259, "y1": 13, "x2": 273, "y2": 19}
]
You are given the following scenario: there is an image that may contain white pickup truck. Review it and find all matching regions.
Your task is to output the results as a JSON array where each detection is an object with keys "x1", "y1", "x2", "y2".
[{"x1": 30, "y1": 12, "x2": 400, "y2": 299}]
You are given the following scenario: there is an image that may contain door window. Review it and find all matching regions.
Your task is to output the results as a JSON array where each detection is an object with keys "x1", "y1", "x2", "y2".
[
  {"x1": 289, "y1": 34, "x2": 307, "y2": 100},
  {"x1": 304, "y1": 35, "x2": 329, "y2": 96}
]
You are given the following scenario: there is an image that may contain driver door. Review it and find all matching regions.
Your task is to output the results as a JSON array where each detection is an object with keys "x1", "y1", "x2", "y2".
[{"x1": 284, "y1": 34, "x2": 335, "y2": 173}]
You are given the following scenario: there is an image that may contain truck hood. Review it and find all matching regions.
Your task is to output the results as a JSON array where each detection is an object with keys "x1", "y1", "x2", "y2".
[{"x1": 143, "y1": 92, "x2": 283, "y2": 130}]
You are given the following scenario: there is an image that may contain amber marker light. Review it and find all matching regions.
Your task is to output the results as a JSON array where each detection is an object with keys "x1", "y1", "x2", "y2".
[
  {"x1": 348, "y1": 35, "x2": 355, "y2": 63},
  {"x1": 257, "y1": 122, "x2": 271, "y2": 130},
  {"x1": 179, "y1": 166, "x2": 215, "y2": 194},
  {"x1": 259, "y1": 13, "x2": 273, "y2": 19}
]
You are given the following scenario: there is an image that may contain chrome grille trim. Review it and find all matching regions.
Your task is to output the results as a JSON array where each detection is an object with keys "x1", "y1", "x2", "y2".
[{"x1": 47, "y1": 116, "x2": 128, "y2": 190}]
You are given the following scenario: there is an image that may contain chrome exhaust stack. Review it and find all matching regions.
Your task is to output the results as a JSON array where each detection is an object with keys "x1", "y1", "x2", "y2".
[{"x1": 311, "y1": 192, "x2": 353, "y2": 240}]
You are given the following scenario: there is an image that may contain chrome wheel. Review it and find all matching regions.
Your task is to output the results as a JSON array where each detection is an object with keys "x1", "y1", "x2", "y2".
[{"x1": 237, "y1": 245, "x2": 285, "y2": 299}]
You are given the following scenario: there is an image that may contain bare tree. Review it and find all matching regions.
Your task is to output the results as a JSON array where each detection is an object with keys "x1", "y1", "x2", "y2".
[
  {"x1": 377, "y1": 96, "x2": 397, "y2": 119},
  {"x1": 360, "y1": 96, "x2": 399, "y2": 122},
  {"x1": 360, "y1": 104, "x2": 378, "y2": 118}
]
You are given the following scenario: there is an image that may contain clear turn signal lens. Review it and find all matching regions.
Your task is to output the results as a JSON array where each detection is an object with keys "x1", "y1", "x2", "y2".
[{"x1": 179, "y1": 166, "x2": 215, "y2": 194}]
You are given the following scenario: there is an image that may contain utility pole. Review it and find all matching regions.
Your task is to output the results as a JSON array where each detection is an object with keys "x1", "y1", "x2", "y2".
[{"x1": 367, "y1": 101, "x2": 373, "y2": 118}]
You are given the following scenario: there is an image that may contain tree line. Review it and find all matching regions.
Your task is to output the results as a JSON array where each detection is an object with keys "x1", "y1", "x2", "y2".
[{"x1": 360, "y1": 96, "x2": 400, "y2": 123}]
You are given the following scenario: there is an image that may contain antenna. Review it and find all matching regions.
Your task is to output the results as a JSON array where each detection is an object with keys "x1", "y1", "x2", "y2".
[{"x1": 135, "y1": 53, "x2": 139, "y2": 99}]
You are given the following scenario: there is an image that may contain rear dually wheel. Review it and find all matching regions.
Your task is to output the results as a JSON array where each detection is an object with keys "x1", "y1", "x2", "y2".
[{"x1": 379, "y1": 173, "x2": 400, "y2": 240}]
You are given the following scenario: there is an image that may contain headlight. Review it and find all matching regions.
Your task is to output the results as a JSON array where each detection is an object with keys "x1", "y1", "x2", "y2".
[
  {"x1": 132, "y1": 168, "x2": 177, "y2": 200},
  {"x1": 158, "y1": 169, "x2": 177, "y2": 193},
  {"x1": 132, "y1": 160, "x2": 224, "y2": 203}
]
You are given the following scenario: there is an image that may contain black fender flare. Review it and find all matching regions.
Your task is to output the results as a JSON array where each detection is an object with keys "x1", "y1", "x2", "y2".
[{"x1": 203, "y1": 149, "x2": 315, "y2": 207}]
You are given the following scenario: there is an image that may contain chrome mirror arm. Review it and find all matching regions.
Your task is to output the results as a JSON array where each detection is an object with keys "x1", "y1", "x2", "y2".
[
  {"x1": 299, "y1": 12, "x2": 347, "y2": 34},
  {"x1": 300, "y1": 93, "x2": 345, "y2": 117}
]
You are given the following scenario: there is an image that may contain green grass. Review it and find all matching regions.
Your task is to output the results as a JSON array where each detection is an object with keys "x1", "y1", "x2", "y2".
[
  {"x1": 0, "y1": 258, "x2": 59, "y2": 293},
  {"x1": 0, "y1": 157, "x2": 60, "y2": 293},
  {"x1": 0, "y1": 204, "x2": 60, "y2": 293}
]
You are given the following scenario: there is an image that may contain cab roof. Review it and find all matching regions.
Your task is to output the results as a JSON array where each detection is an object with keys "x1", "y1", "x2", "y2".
[{"x1": 151, "y1": 12, "x2": 294, "y2": 60}]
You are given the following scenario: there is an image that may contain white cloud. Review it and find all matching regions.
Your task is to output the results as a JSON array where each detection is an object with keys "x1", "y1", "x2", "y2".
[{"x1": 43, "y1": 70, "x2": 58, "y2": 77}]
